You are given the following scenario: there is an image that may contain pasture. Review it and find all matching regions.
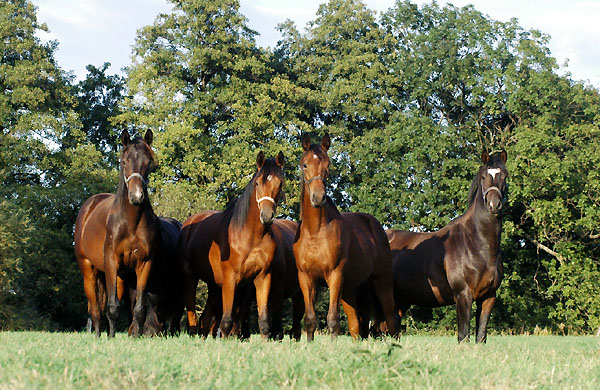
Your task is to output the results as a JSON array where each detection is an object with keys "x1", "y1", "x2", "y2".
[{"x1": 0, "y1": 332, "x2": 598, "y2": 389}]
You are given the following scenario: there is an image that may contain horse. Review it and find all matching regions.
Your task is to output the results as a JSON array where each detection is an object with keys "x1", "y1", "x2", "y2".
[
  {"x1": 195, "y1": 218, "x2": 303, "y2": 341},
  {"x1": 179, "y1": 151, "x2": 299, "y2": 339},
  {"x1": 293, "y1": 133, "x2": 398, "y2": 341},
  {"x1": 74, "y1": 129, "x2": 183, "y2": 337},
  {"x1": 386, "y1": 150, "x2": 508, "y2": 343}
]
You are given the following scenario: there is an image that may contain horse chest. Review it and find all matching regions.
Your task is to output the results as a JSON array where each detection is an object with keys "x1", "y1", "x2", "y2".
[
  {"x1": 230, "y1": 237, "x2": 276, "y2": 279},
  {"x1": 294, "y1": 232, "x2": 341, "y2": 276},
  {"x1": 117, "y1": 237, "x2": 150, "y2": 268}
]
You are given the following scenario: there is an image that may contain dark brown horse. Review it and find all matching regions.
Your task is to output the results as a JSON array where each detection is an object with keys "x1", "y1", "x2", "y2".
[
  {"x1": 74, "y1": 130, "x2": 182, "y2": 337},
  {"x1": 179, "y1": 151, "x2": 298, "y2": 339},
  {"x1": 386, "y1": 150, "x2": 508, "y2": 343},
  {"x1": 293, "y1": 133, "x2": 398, "y2": 341}
]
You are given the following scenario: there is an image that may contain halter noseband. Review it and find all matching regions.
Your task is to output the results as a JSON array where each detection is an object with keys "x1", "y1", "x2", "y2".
[
  {"x1": 305, "y1": 175, "x2": 326, "y2": 185},
  {"x1": 124, "y1": 172, "x2": 148, "y2": 187},
  {"x1": 482, "y1": 184, "x2": 503, "y2": 201},
  {"x1": 256, "y1": 193, "x2": 276, "y2": 206}
]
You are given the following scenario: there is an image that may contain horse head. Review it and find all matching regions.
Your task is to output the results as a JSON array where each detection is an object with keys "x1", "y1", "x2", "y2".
[
  {"x1": 478, "y1": 149, "x2": 508, "y2": 215},
  {"x1": 254, "y1": 150, "x2": 285, "y2": 225},
  {"x1": 119, "y1": 129, "x2": 156, "y2": 206},
  {"x1": 300, "y1": 133, "x2": 331, "y2": 208}
]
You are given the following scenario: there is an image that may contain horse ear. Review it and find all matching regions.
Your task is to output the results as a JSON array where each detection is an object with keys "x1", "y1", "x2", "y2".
[
  {"x1": 481, "y1": 150, "x2": 490, "y2": 164},
  {"x1": 500, "y1": 149, "x2": 507, "y2": 163},
  {"x1": 120, "y1": 130, "x2": 130, "y2": 146},
  {"x1": 256, "y1": 151, "x2": 265, "y2": 169},
  {"x1": 321, "y1": 133, "x2": 331, "y2": 152},
  {"x1": 301, "y1": 133, "x2": 311, "y2": 151},
  {"x1": 144, "y1": 129, "x2": 153, "y2": 146},
  {"x1": 276, "y1": 151, "x2": 285, "y2": 168}
]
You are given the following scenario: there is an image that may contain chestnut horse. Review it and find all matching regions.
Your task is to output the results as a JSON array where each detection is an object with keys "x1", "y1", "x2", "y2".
[
  {"x1": 74, "y1": 130, "x2": 182, "y2": 337},
  {"x1": 180, "y1": 151, "x2": 295, "y2": 338},
  {"x1": 386, "y1": 150, "x2": 508, "y2": 343},
  {"x1": 293, "y1": 133, "x2": 398, "y2": 341}
]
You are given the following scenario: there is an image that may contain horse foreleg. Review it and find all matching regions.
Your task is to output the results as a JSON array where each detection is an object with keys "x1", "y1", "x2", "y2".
[
  {"x1": 267, "y1": 279, "x2": 284, "y2": 341},
  {"x1": 104, "y1": 252, "x2": 119, "y2": 338},
  {"x1": 475, "y1": 294, "x2": 496, "y2": 343},
  {"x1": 219, "y1": 271, "x2": 237, "y2": 337},
  {"x1": 254, "y1": 272, "x2": 272, "y2": 340},
  {"x1": 455, "y1": 290, "x2": 473, "y2": 344},
  {"x1": 298, "y1": 271, "x2": 317, "y2": 342},
  {"x1": 130, "y1": 259, "x2": 152, "y2": 337},
  {"x1": 326, "y1": 268, "x2": 343, "y2": 340}
]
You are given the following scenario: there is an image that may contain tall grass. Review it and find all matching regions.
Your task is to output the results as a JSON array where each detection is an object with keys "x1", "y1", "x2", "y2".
[{"x1": 0, "y1": 332, "x2": 598, "y2": 389}]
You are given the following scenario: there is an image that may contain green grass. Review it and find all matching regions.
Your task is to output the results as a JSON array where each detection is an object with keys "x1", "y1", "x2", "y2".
[{"x1": 0, "y1": 332, "x2": 599, "y2": 389}]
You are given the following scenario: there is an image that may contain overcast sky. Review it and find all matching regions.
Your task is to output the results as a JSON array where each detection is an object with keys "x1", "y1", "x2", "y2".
[{"x1": 33, "y1": 0, "x2": 600, "y2": 88}]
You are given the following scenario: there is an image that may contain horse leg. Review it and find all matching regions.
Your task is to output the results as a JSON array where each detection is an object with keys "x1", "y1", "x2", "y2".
[
  {"x1": 341, "y1": 293, "x2": 361, "y2": 340},
  {"x1": 268, "y1": 280, "x2": 284, "y2": 341},
  {"x1": 130, "y1": 259, "x2": 152, "y2": 337},
  {"x1": 254, "y1": 271, "x2": 272, "y2": 340},
  {"x1": 219, "y1": 271, "x2": 237, "y2": 337},
  {"x1": 475, "y1": 294, "x2": 496, "y2": 343},
  {"x1": 371, "y1": 277, "x2": 399, "y2": 337},
  {"x1": 298, "y1": 271, "x2": 317, "y2": 342},
  {"x1": 326, "y1": 268, "x2": 343, "y2": 340},
  {"x1": 183, "y1": 273, "x2": 200, "y2": 335},
  {"x1": 291, "y1": 291, "x2": 304, "y2": 341},
  {"x1": 104, "y1": 253, "x2": 120, "y2": 338},
  {"x1": 455, "y1": 290, "x2": 473, "y2": 344},
  {"x1": 81, "y1": 261, "x2": 101, "y2": 337}
]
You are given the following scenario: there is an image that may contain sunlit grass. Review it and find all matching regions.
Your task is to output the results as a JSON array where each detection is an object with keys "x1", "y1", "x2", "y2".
[{"x1": 0, "y1": 332, "x2": 598, "y2": 389}]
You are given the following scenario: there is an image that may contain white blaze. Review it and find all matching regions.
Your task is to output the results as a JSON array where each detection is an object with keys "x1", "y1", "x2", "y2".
[{"x1": 487, "y1": 168, "x2": 501, "y2": 179}]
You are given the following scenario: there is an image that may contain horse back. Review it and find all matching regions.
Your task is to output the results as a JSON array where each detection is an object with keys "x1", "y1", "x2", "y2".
[{"x1": 74, "y1": 193, "x2": 115, "y2": 270}]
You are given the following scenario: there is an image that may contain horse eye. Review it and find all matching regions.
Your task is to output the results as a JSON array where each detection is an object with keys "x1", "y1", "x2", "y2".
[{"x1": 303, "y1": 164, "x2": 308, "y2": 169}]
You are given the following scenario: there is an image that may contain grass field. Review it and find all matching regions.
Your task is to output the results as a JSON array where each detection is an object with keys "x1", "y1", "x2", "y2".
[{"x1": 0, "y1": 332, "x2": 599, "y2": 389}]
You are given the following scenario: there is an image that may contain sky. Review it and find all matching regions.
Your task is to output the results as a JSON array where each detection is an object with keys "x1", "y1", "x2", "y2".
[{"x1": 33, "y1": 0, "x2": 600, "y2": 88}]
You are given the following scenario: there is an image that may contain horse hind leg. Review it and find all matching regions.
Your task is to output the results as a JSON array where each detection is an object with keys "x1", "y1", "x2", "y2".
[
  {"x1": 371, "y1": 277, "x2": 399, "y2": 338},
  {"x1": 290, "y1": 291, "x2": 304, "y2": 341},
  {"x1": 341, "y1": 292, "x2": 361, "y2": 341},
  {"x1": 81, "y1": 261, "x2": 102, "y2": 338}
]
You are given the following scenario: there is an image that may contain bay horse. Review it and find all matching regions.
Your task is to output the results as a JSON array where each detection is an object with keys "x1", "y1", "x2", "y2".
[
  {"x1": 195, "y1": 218, "x2": 303, "y2": 340},
  {"x1": 74, "y1": 130, "x2": 182, "y2": 337},
  {"x1": 179, "y1": 151, "x2": 298, "y2": 339},
  {"x1": 386, "y1": 150, "x2": 508, "y2": 343},
  {"x1": 293, "y1": 133, "x2": 398, "y2": 341}
]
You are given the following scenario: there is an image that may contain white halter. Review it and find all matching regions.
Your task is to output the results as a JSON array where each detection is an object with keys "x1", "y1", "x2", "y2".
[
  {"x1": 256, "y1": 193, "x2": 276, "y2": 205},
  {"x1": 124, "y1": 172, "x2": 148, "y2": 186}
]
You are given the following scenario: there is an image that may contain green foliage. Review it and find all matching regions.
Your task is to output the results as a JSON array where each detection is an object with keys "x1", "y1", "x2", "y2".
[{"x1": 2, "y1": 0, "x2": 600, "y2": 334}]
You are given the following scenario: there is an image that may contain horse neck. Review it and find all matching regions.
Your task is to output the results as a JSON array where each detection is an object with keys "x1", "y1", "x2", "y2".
[
  {"x1": 464, "y1": 187, "x2": 502, "y2": 251},
  {"x1": 299, "y1": 184, "x2": 332, "y2": 235},
  {"x1": 115, "y1": 180, "x2": 154, "y2": 229}
]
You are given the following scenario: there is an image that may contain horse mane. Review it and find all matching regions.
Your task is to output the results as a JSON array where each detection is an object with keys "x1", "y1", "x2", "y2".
[{"x1": 225, "y1": 158, "x2": 284, "y2": 227}]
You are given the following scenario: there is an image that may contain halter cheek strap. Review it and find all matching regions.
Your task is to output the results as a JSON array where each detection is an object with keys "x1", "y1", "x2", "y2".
[{"x1": 124, "y1": 172, "x2": 148, "y2": 187}]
